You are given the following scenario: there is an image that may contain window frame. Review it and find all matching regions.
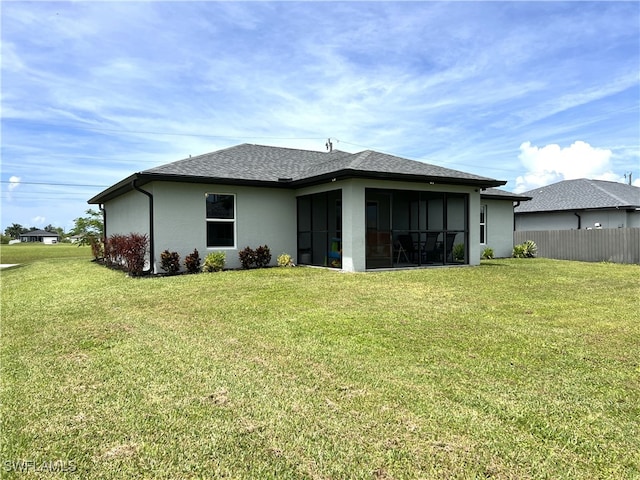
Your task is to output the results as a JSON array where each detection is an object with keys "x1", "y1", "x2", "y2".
[
  {"x1": 205, "y1": 193, "x2": 236, "y2": 249},
  {"x1": 480, "y1": 204, "x2": 487, "y2": 245}
]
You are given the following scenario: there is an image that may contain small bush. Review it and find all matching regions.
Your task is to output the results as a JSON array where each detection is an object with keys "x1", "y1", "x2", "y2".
[
  {"x1": 203, "y1": 251, "x2": 225, "y2": 272},
  {"x1": 160, "y1": 250, "x2": 181, "y2": 275},
  {"x1": 277, "y1": 253, "x2": 294, "y2": 267},
  {"x1": 103, "y1": 233, "x2": 149, "y2": 276},
  {"x1": 122, "y1": 233, "x2": 149, "y2": 276},
  {"x1": 239, "y1": 245, "x2": 272, "y2": 269},
  {"x1": 184, "y1": 248, "x2": 201, "y2": 274},
  {"x1": 452, "y1": 243, "x2": 465, "y2": 262},
  {"x1": 89, "y1": 236, "x2": 104, "y2": 260},
  {"x1": 238, "y1": 246, "x2": 257, "y2": 269},
  {"x1": 481, "y1": 247, "x2": 494, "y2": 260},
  {"x1": 104, "y1": 234, "x2": 125, "y2": 267},
  {"x1": 254, "y1": 245, "x2": 272, "y2": 268},
  {"x1": 513, "y1": 240, "x2": 537, "y2": 258},
  {"x1": 522, "y1": 240, "x2": 537, "y2": 257}
]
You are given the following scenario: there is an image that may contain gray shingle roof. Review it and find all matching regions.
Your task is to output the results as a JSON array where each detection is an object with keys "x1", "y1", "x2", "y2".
[
  {"x1": 89, "y1": 143, "x2": 505, "y2": 203},
  {"x1": 144, "y1": 144, "x2": 499, "y2": 183},
  {"x1": 514, "y1": 179, "x2": 640, "y2": 213},
  {"x1": 481, "y1": 187, "x2": 532, "y2": 201},
  {"x1": 19, "y1": 229, "x2": 59, "y2": 237}
]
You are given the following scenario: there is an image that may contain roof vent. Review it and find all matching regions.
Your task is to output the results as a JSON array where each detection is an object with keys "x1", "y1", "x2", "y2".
[{"x1": 325, "y1": 138, "x2": 333, "y2": 152}]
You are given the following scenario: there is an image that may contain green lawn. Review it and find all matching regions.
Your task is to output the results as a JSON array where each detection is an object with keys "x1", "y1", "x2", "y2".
[
  {"x1": 0, "y1": 242, "x2": 92, "y2": 264},
  {"x1": 1, "y1": 256, "x2": 639, "y2": 479}
]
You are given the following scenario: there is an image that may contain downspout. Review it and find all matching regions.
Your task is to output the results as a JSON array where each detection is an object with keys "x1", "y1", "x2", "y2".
[
  {"x1": 99, "y1": 204, "x2": 107, "y2": 240},
  {"x1": 574, "y1": 212, "x2": 581, "y2": 230},
  {"x1": 513, "y1": 201, "x2": 521, "y2": 231},
  {"x1": 132, "y1": 178, "x2": 155, "y2": 274}
]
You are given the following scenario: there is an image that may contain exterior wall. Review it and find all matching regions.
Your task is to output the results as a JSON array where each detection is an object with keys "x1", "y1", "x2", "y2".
[
  {"x1": 105, "y1": 177, "x2": 495, "y2": 273},
  {"x1": 20, "y1": 235, "x2": 59, "y2": 243},
  {"x1": 151, "y1": 182, "x2": 296, "y2": 272},
  {"x1": 104, "y1": 188, "x2": 151, "y2": 239},
  {"x1": 103, "y1": 188, "x2": 152, "y2": 270},
  {"x1": 516, "y1": 209, "x2": 638, "y2": 231},
  {"x1": 482, "y1": 198, "x2": 515, "y2": 258}
]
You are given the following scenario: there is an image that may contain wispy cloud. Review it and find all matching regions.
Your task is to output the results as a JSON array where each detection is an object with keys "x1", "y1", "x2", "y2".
[{"x1": 2, "y1": 1, "x2": 638, "y2": 228}]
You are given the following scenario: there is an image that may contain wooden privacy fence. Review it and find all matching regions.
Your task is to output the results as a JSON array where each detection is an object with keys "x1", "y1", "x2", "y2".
[{"x1": 514, "y1": 228, "x2": 640, "y2": 264}]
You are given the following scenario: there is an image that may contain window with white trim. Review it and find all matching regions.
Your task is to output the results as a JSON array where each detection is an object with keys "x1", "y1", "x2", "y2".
[
  {"x1": 480, "y1": 204, "x2": 487, "y2": 245},
  {"x1": 206, "y1": 193, "x2": 235, "y2": 248}
]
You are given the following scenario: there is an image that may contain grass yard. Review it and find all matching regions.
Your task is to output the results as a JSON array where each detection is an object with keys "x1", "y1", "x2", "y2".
[
  {"x1": 0, "y1": 242, "x2": 92, "y2": 265},
  {"x1": 1, "y1": 256, "x2": 639, "y2": 479}
]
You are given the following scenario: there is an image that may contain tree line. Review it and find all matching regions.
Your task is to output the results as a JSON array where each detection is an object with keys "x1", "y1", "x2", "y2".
[{"x1": 2, "y1": 209, "x2": 103, "y2": 244}]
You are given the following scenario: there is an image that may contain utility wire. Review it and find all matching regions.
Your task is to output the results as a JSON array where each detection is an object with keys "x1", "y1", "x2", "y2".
[{"x1": 0, "y1": 180, "x2": 109, "y2": 188}]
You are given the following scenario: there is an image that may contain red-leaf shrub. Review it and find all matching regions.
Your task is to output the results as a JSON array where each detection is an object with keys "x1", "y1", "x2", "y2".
[
  {"x1": 104, "y1": 234, "x2": 126, "y2": 267},
  {"x1": 160, "y1": 250, "x2": 181, "y2": 275},
  {"x1": 121, "y1": 233, "x2": 148, "y2": 276},
  {"x1": 254, "y1": 245, "x2": 271, "y2": 268},
  {"x1": 239, "y1": 245, "x2": 271, "y2": 269},
  {"x1": 103, "y1": 233, "x2": 149, "y2": 276},
  {"x1": 184, "y1": 248, "x2": 201, "y2": 274},
  {"x1": 238, "y1": 246, "x2": 257, "y2": 269},
  {"x1": 89, "y1": 236, "x2": 104, "y2": 261}
]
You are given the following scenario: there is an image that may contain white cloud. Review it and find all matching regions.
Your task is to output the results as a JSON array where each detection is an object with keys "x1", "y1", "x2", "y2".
[
  {"x1": 8, "y1": 176, "x2": 21, "y2": 191},
  {"x1": 513, "y1": 141, "x2": 619, "y2": 193},
  {"x1": 32, "y1": 216, "x2": 46, "y2": 225}
]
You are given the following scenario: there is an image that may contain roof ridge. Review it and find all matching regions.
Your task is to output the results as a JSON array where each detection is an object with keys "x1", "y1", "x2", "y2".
[{"x1": 586, "y1": 179, "x2": 631, "y2": 205}]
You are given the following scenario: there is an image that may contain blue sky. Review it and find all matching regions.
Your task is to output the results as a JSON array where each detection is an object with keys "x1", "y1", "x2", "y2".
[{"x1": 2, "y1": 1, "x2": 639, "y2": 232}]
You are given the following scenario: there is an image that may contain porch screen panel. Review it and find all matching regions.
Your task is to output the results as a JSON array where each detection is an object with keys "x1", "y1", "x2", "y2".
[
  {"x1": 445, "y1": 194, "x2": 468, "y2": 264},
  {"x1": 297, "y1": 190, "x2": 342, "y2": 267}
]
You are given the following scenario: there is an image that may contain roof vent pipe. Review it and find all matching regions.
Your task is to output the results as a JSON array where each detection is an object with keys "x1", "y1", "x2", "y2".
[{"x1": 325, "y1": 138, "x2": 333, "y2": 152}]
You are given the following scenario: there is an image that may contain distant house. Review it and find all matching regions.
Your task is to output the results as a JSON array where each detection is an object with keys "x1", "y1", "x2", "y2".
[
  {"x1": 515, "y1": 179, "x2": 640, "y2": 231},
  {"x1": 480, "y1": 188, "x2": 531, "y2": 257},
  {"x1": 19, "y1": 229, "x2": 59, "y2": 244},
  {"x1": 88, "y1": 143, "x2": 519, "y2": 273}
]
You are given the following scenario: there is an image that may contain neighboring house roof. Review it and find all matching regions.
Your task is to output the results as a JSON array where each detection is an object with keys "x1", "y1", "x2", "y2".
[
  {"x1": 19, "y1": 229, "x2": 59, "y2": 237},
  {"x1": 514, "y1": 179, "x2": 640, "y2": 214},
  {"x1": 481, "y1": 187, "x2": 532, "y2": 202},
  {"x1": 89, "y1": 143, "x2": 506, "y2": 204}
]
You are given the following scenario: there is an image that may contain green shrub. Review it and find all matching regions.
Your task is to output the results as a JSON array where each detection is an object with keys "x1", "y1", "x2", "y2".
[
  {"x1": 481, "y1": 247, "x2": 494, "y2": 260},
  {"x1": 160, "y1": 250, "x2": 181, "y2": 275},
  {"x1": 522, "y1": 240, "x2": 537, "y2": 257},
  {"x1": 277, "y1": 253, "x2": 294, "y2": 267},
  {"x1": 203, "y1": 251, "x2": 225, "y2": 272},
  {"x1": 184, "y1": 248, "x2": 201, "y2": 274},
  {"x1": 452, "y1": 243, "x2": 465, "y2": 262},
  {"x1": 513, "y1": 240, "x2": 537, "y2": 258}
]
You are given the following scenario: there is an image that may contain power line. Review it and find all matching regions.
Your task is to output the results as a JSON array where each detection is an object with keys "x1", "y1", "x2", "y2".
[{"x1": 0, "y1": 180, "x2": 109, "y2": 188}]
